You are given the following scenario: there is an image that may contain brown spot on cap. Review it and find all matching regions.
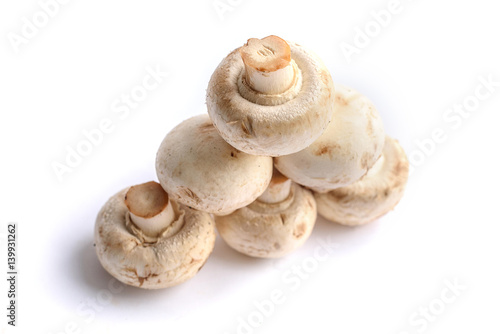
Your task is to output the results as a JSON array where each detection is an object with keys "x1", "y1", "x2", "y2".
[
  {"x1": 198, "y1": 121, "x2": 215, "y2": 133},
  {"x1": 329, "y1": 191, "x2": 349, "y2": 202},
  {"x1": 314, "y1": 143, "x2": 340, "y2": 158},
  {"x1": 279, "y1": 213, "x2": 286, "y2": 225},
  {"x1": 177, "y1": 186, "x2": 202, "y2": 205},
  {"x1": 319, "y1": 70, "x2": 332, "y2": 87},
  {"x1": 240, "y1": 117, "x2": 254, "y2": 137},
  {"x1": 393, "y1": 160, "x2": 405, "y2": 175},
  {"x1": 391, "y1": 159, "x2": 410, "y2": 188},
  {"x1": 316, "y1": 146, "x2": 331, "y2": 156},
  {"x1": 360, "y1": 152, "x2": 372, "y2": 170},
  {"x1": 335, "y1": 94, "x2": 348, "y2": 106},
  {"x1": 293, "y1": 223, "x2": 307, "y2": 238}
]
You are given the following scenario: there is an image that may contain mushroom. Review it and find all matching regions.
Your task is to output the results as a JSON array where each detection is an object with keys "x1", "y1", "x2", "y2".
[
  {"x1": 94, "y1": 181, "x2": 216, "y2": 289},
  {"x1": 206, "y1": 35, "x2": 335, "y2": 157},
  {"x1": 155, "y1": 114, "x2": 273, "y2": 215},
  {"x1": 314, "y1": 136, "x2": 409, "y2": 226},
  {"x1": 274, "y1": 84, "x2": 386, "y2": 192},
  {"x1": 215, "y1": 168, "x2": 316, "y2": 258}
]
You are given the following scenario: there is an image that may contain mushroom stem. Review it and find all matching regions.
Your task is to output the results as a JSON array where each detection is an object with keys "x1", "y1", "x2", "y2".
[
  {"x1": 258, "y1": 168, "x2": 292, "y2": 204},
  {"x1": 240, "y1": 35, "x2": 296, "y2": 95},
  {"x1": 124, "y1": 181, "x2": 175, "y2": 237}
]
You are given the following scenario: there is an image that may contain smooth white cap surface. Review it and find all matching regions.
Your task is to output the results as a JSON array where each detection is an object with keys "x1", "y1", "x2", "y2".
[
  {"x1": 275, "y1": 84, "x2": 386, "y2": 192},
  {"x1": 156, "y1": 114, "x2": 273, "y2": 215}
]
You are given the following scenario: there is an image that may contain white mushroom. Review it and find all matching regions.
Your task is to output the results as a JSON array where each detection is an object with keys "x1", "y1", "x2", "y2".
[
  {"x1": 314, "y1": 136, "x2": 409, "y2": 226},
  {"x1": 206, "y1": 35, "x2": 335, "y2": 157},
  {"x1": 215, "y1": 168, "x2": 317, "y2": 258},
  {"x1": 275, "y1": 84, "x2": 386, "y2": 192},
  {"x1": 95, "y1": 181, "x2": 216, "y2": 289},
  {"x1": 155, "y1": 114, "x2": 273, "y2": 215}
]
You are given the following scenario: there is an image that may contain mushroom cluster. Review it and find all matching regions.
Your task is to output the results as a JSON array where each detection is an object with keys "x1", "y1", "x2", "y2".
[{"x1": 94, "y1": 35, "x2": 409, "y2": 289}]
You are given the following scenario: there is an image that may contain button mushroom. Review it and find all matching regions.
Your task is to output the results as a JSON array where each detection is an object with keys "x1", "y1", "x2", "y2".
[
  {"x1": 275, "y1": 84, "x2": 386, "y2": 192},
  {"x1": 206, "y1": 35, "x2": 335, "y2": 157},
  {"x1": 94, "y1": 181, "x2": 216, "y2": 289},
  {"x1": 155, "y1": 114, "x2": 273, "y2": 215},
  {"x1": 215, "y1": 168, "x2": 317, "y2": 258},
  {"x1": 314, "y1": 136, "x2": 409, "y2": 226}
]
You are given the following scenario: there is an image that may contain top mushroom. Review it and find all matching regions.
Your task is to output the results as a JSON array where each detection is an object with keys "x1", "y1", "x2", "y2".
[{"x1": 206, "y1": 35, "x2": 335, "y2": 157}]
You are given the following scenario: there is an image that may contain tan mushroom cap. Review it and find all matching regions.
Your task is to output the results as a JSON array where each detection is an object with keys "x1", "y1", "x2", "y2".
[
  {"x1": 206, "y1": 36, "x2": 335, "y2": 157},
  {"x1": 95, "y1": 187, "x2": 216, "y2": 289},
  {"x1": 155, "y1": 114, "x2": 273, "y2": 215},
  {"x1": 314, "y1": 136, "x2": 409, "y2": 226},
  {"x1": 275, "y1": 84, "x2": 386, "y2": 193},
  {"x1": 215, "y1": 183, "x2": 317, "y2": 258}
]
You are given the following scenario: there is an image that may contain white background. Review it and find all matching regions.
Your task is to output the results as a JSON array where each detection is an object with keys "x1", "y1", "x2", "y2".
[{"x1": 1, "y1": 0, "x2": 499, "y2": 333}]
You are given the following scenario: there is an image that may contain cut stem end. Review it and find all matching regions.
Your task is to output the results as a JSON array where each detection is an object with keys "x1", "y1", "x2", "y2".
[
  {"x1": 239, "y1": 35, "x2": 296, "y2": 95},
  {"x1": 124, "y1": 181, "x2": 175, "y2": 237}
]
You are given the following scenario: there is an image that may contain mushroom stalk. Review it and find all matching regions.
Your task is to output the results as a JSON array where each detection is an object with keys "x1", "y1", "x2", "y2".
[
  {"x1": 129, "y1": 204, "x2": 174, "y2": 237},
  {"x1": 240, "y1": 35, "x2": 296, "y2": 95},
  {"x1": 258, "y1": 169, "x2": 292, "y2": 204},
  {"x1": 124, "y1": 181, "x2": 175, "y2": 237}
]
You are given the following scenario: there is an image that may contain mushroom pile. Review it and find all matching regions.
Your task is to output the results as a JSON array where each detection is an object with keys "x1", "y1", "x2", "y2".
[{"x1": 94, "y1": 35, "x2": 409, "y2": 289}]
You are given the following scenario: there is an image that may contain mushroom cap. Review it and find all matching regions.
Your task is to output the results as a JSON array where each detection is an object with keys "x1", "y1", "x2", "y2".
[
  {"x1": 215, "y1": 183, "x2": 317, "y2": 258},
  {"x1": 95, "y1": 188, "x2": 216, "y2": 289},
  {"x1": 274, "y1": 84, "x2": 386, "y2": 192},
  {"x1": 156, "y1": 114, "x2": 273, "y2": 215},
  {"x1": 314, "y1": 136, "x2": 409, "y2": 226},
  {"x1": 206, "y1": 40, "x2": 335, "y2": 157}
]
